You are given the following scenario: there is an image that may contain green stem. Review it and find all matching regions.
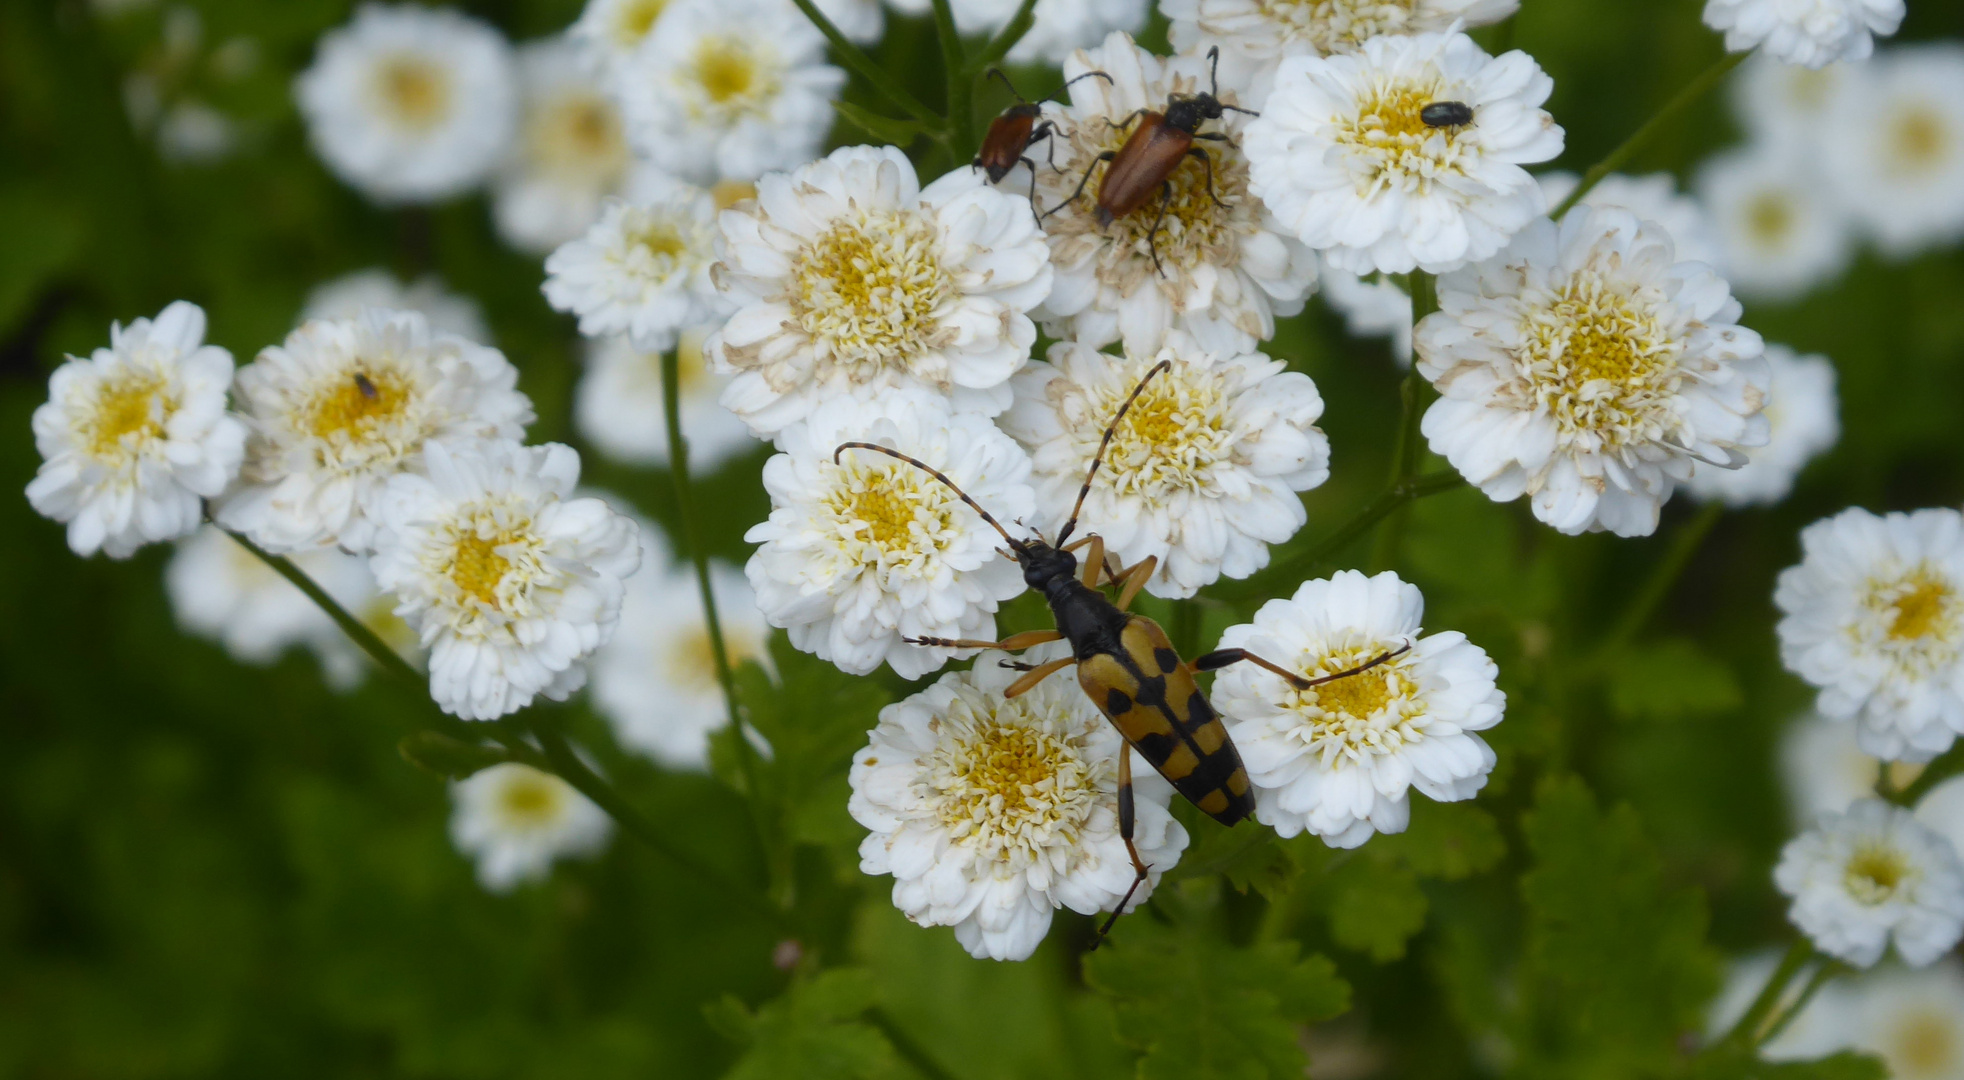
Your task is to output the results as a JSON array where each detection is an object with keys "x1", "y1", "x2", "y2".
[
  {"x1": 224, "y1": 529, "x2": 424, "y2": 692},
  {"x1": 1228, "y1": 471, "x2": 1464, "y2": 597},
  {"x1": 928, "y1": 0, "x2": 975, "y2": 154},
  {"x1": 1553, "y1": 50, "x2": 1750, "y2": 219},
  {"x1": 972, "y1": 0, "x2": 1040, "y2": 71},
  {"x1": 1717, "y1": 939, "x2": 1812, "y2": 1050},
  {"x1": 1758, "y1": 959, "x2": 1843, "y2": 1047},
  {"x1": 661, "y1": 350, "x2": 742, "y2": 734},
  {"x1": 1369, "y1": 270, "x2": 1436, "y2": 572},
  {"x1": 786, "y1": 0, "x2": 944, "y2": 129},
  {"x1": 1891, "y1": 744, "x2": 1964, "y2": 807},
  {"x1": 1590, "y1": 501, "x2": 1723, "y2": 666}
]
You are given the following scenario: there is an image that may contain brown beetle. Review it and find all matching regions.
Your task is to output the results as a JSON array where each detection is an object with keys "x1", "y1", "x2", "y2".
[
  {"x1": 972, "y1": 68, "x2": 1112, "y2": 211},
  {"x1": 1044, "y1": 45, "x2": 1257, "y2": 276}
]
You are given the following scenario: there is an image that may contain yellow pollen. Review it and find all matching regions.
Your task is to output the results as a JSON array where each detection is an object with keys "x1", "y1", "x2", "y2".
[
  {"x1": 951, "y1": 725, "x2": 1057, "y2": 817},
  {"x1": 1095, "y1": 368, "x2": 1233, "y2": 499},
  {"x1": 1844, "y1": 845, "x2": 1911, "y2": 904},
  {"x1": 675, "y1": 330, "x2": 710, "y2": 391},
  {"x1": 497, "y1": 772, "x2": 566, "y2": 827},
  {"x1": 613, "y1": 0, "x2": 667, "y2": 44},
  {"x1": 1891, "y1": 1011, "x2": 1959, "y2": 1079},
  {"x1": 791, "y1": 209, "x2": 953, "y2": 365},
  {"x1": 533, "y1": 94, "x2": 626, "y2": 176},
  {"x1": 1747, "y1": 192, "x2": 1794, "y2": 243},
  {"x1": 1890, "y1": 577, "x2": 1953, "y2": 641},
  {"x1": 847, "y1": 484, "x2": 918, "y2": 548},
  {"x1": 634, "y1": 220, "x2": 689, "y2": 260},
  {"x1": 694, "y1": 39, "x2": 759, "y2": 104},
  {"x1": 1354, "y1": 84, "x2": 1437, "y2": 141},
  {"x1": 86, "y1": 372, "x2": 170, "y2": 457},
  {"x1": 711, "y1": 179, "x2": 757, "y2": 210},
  {"x1": 310, "y1": 368, "x2": 408, "y2": 440},
  {"x1": 449, "y1": 531, "x2": 515, "y2": 608},
  {"x1": 1521, "y1": 273, "x2": 1681, "y2": 445},
  {"x1": 1308, "y1": 668, "x2": 1397, "y2": 720},
  {"x1": 376, "y1": 55, "x2": 450, "y2": 129},
  {"x1": 1890, "y1": 106, "x2": 1947, "y2": 173},
  {"x1": 1253, "y1": 0, "x2": 1418, "y2": 52}
]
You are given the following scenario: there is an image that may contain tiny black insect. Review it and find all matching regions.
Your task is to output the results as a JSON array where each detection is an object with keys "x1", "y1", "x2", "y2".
[
  {"x1": 353, "y1": 372, "x2": 379, "y2": 400},
  {"x1": 1419, "y1": 100, "x2": 1475, "y2": 128}
]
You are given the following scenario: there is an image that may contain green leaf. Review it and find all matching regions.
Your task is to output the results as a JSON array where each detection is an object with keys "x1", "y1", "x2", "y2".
[
  {"x1": 1085, "y1": 917, "x2": 1349, "y2": 1080},
  {"x1": 710, "y1": 969, "x2": 912, "y2": 1080},
  {"x1": 395, "y1": 731, "x2": 509, "y2": 780},
  {"x1": 1323, "y1": 857, "x2": 1428, "y2": 962},
  {"x1": 1374, "y1": 802, "x2": 1506, "y2": 881},
  {"x1": 1606, "y1": 638, "x2": 1743, "y2": 722},
  {"x1": 1516, "y1": 775, "x2": 1719, "y2": 1079},
  {"x1": 1690, "y1": 1050, "x2": 1889, "y2": 1080},
  {"x1": 832, "y1": 100, "x2": 931, "y2": 146},
  {"x1": 713, "y1": 638, "x2": 892, "y2": 821},
  {"x1": 1175, "y1": 821, "x2": 1298, "y2": 898}
]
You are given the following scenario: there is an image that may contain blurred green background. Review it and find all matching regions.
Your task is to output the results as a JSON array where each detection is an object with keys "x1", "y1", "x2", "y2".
[{"x1": 5, "y1": 0, "x2": 1964, "y2": 1077}]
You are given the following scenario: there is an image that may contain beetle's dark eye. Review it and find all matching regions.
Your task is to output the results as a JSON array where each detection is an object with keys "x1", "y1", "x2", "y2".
[{"x1": 1419, "y1": 101, "x2": 1475, "y2": 128}]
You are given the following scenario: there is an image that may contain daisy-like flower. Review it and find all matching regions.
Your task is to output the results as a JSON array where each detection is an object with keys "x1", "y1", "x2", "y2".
[
  {"x1": 166, "y1": 524, "x2": 377, "y2": 689},
  {"x1": 1821, "y1": 45, "x2": 1964, "y2": 257},
  {"x1": 294, "y1": 4, "x2": 518, "y2": 204},
  {"x1": 1416, "y1": 208, "x2": 1769, "y2": 537},
  {"x1": 449, "y1": 762, "x2": 613, "y2": 891},
  {"x1": 1687, "y1": 344, "x2": 1839, "y2": 507},
  {"x1": 27, "y1": 301, "x2": 246, "y2": 559},
  {"x1": 1775, "y1": 507, "x2": 1964, "y2": 763},
  {"x1": 709, "y1": 144, "x2": 1052, "y2": 437},
  {"x1": 1697, "y1": 144, "x2": 1853, "y2": 301},
  {"x1": 302, "y1": 268, "x2": 491, "y2": 344},
  {"x1": 847, "y1": 647, "x2": 1189, "y2": 961},
  {"x1": 1703, "y1": 0, "x2": 1903, "y2": 69},
  {"x1": 542, "y1": 172, "x2": 723, "y2": 354},
  {"x1": 616, "y1": 0, "x2": 844, "y2": 184},
  {"x1": 999, "y1": 335, "x2": 1329, "y2": 599},
  {"x1": 591, "y1": 527, "x2": 771, "y2": 769},
  {"x1": 1729, "y1": 52, "x2": 1856, "y2": 147},
  {"x1": 1845, "y1": 962, "x2": 1964, "y2": 1080},
  {"x1": 888, "y1": 0, "x2": 1147, "y2": 64},
  {"x1": 1780, "y1": 711, "x2": 1925, "y2": 827},
  {"x1": 1032, "y1": 34, "x2": 1317, "y2": 356},
  {"x1": 574, "y1": 330, "x2": 755, "y2": 470},
  {"x1": 571, "y1": 0, "x2": 674, "y2": 70},
  {"x1": 1775, "y1": 798, "x2": 1964, "y2": 967},
  {"x1": 745, "y1": 392, "x2": 1033, "y2": 680},
  {"x1": 492, "y1": 35, "x2": 632, "y2": 255},
  {"x1": 217, "y1": 309, "x2": 534, "y2": 553},
  {"x1": 1540, "y1": 171, "x2": 1727, "y2": 272},
  {"x1": 1319, "y1": 259, "x2": 1413, "y2": 365},
  {"x1": 369, "y1": 439, "x2": 641, "y2": 720},
  {"x1": 1211, "y1": 570, "x2": 1505, "y2": 848},
  {"x1": 1164, "y1": 0, "x2": 1518, "y2": 105},
  {"x1": 1244, "y1": 30, "x2": 1563, "y2": 276}
]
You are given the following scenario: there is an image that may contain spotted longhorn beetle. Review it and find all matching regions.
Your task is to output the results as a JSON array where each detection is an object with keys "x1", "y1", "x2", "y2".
[{"x1": 835, "y1": 361, "x2": 1407, "y2": 940}]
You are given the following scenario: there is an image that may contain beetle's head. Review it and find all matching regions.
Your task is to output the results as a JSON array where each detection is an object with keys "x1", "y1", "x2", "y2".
[{"x1": 1015, "y1": 539, "x2": 1078, "y2": 592}]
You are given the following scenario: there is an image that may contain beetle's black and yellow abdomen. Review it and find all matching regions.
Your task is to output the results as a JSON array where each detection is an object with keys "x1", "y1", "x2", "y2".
[{"x1": 1075, "y1": 616, "x2": 1254, "y2": 826}]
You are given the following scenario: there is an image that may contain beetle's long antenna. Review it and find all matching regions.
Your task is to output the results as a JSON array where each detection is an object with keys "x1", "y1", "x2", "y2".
[
  {"x1": 1056, "y1": 359, "x2": 1173, "y2": 547},
  {"x1": 1205, "y1": 45, "x2": 1221, "y2": 97},
  {"x1": 983, "y1": 67, "x2": 1020, "y2": 101},
  {"x1": 833, "y1": 442, "x2": 1024, "y2": 550},
  {"x1": 1042, "y1": 69, "x2": 1114, "y2": 103}
]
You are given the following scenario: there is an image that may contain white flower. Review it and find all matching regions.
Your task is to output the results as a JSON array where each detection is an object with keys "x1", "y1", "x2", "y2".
[
  {"x1": 369, "y1": 439, "x2": 641, "y2": 720},
  {"x1": 1245, "y1": 30, "x2": 1564, "y2": 276},
  {"x1": 574, "y1": 330, "x2": 756, "y2": 470},
  {"x1": 1687, "y1": 344, "x2": 1839, "y2": 507},
  {"x1": 1917, "y1": 778, "x2": 1964, "y2": 871},
  {"x1": 1775, "y1": 798, "x2": 1964, "y2": 967},
  {"x1": 571, "y1": 0, "x2": 675, "y2": 70},
  {"x1": 294, "y1": 4, "x2": 517, "y2": 203},
  {"x1": 999, "y1": 335, "x2": 1329, "y2": 599},
  {"x1": 1164, "y1": 0, "x2": 1518, "y2": 106},
  {"x1": 745, "y1": 392, "x2": 1033, "y2": 680},
  {"x1": 1032, "y1": 35, "x2": 1317, "y2": 356},
  {"x1": 709, "y1": 144, "x2": 1052, "y2": 437},
  {"x1": 1540, "y1": 171, "x2": 1727, "y2": 272},
  {"x1": 1318, "y1": 258, "x2": 1413, "y2": 365},
  {"x1": 1821, "y1": 45, "x2": 1964, "y2": 257},
  {"x1": 450, "y1": 762, "x2": 613, "y2": 891},
  {"x1": 166, "y1": 524, "x2": 378, "y2": 689},
  {"x1": 1416, "y1": 208, "x2": 1769, "y2": 537},
  {"x1": 1780, "y1": 711, "x2": 1927, "y2": 827},
  {"x1": 302, "y1": 268, "x2": 491, "y2": 343},
  {"x1": 27, "y1": 301, "x2": 245, "y2": 558},
  {"x1": 1703, "y1": 0, "x2": 1903, "y2": 69},
  {"x1": 492, "y1": 35, "x2": 632, "y2": 255},
  {"x1": 1212, "y1": 570, "x2": 1505, "y2": 848},
  {"x1": 1844, "y1": 961, "x2": 1964, "y2": 1080},
  {"x1": 1729, "y1": 51, "x2": 1857, "y2": 147},
  {"x1": 216, "y1": 309, "x2": 534, "y2": 553},
  {"x1": 890, "y1": 0, "x2": 1148, "y2": 64},
  {"x1": 1775, "y1": 508, "x2": 1964, "y2": 763},
  {"x1": 591, "y1": 528, "x2": 771, "y2": 769},
  {"x1": 1697, "y1": 143, "x2": 1854, "y2": 301},
  {"x1": 616, "y1": 0, "x2": 844, "y2": 184},
  {"x1": 847, "y1": 647, "x2": 1188, "y2": 961},
  {"x1": 542, "y1": 172, "x2": 724, "y2": 354}
]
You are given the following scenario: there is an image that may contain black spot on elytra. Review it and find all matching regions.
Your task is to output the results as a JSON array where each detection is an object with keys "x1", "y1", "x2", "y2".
[
  {"x1": 1133, "y1": 675, "x2": 1167, "y2": 705},
  {"x1": 1186, "y1": 690, "x2": 1212, "y2": 727},
  {"x1": 1154, "y1": 647, "x2": 1179, "y2": 672},
  {"x1": 1132, "y1": 731, "x2": 1178, "y2": 763},
  {"x1": 1106, "y1": 688, "x2": 1132, "y2": 715}
]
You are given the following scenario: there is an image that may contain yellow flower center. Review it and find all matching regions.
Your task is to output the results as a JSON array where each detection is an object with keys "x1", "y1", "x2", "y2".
[
  {"x1": 531, "y1": 92, "x2": 626, "y2": 179},
  {"x1": 309, "y1": 369, "x2": 409, "y2": 441},
  {"x1": 1097, "y1": 366, "x2": 1235, "y2": 500},
  {"x1": 496, "y1": 770, "x2": 568, "y2": 829},
  {"x1": 1253, "y1": 0, "x2": 1418, "y2": 52},
  {"x1": 450, "y1": 531, "x2": 516, "y2": 608},
  {"x1": 1844, "y1": 844, "x2": 1912, "y2": 904},
  {"x1": 1286, "y1": 646, "x2": 1424, "y2": 764},
  {"x1": 1309, "y1": 666, "x2": 1398, "y2": 720},
  {"x1": 1332, "y1": 76, "x2": 1466, "y2": 190},
  {"x1": 1521, "y1": 271, "x2": 1683, "y2": 448},
  {"x1": 376, "y1": 54, "x2": 450, "y2": 130},
  {"x1": 1890, "y1": 1011, "x2": 1960, "y2": 1080},
  {"x1": 1354, "y1": 84, "x2": 1437, "y2": 141},
  {"x1": 711, "y1": 179, "x2": 757, "y2": 210},
  {"x1": 691, "y1": 38, "x2": 773, "y2": 108},
  {"x1": 1889, "y1": 105, "x2": 1948, "y2": 175},
  {"x1": 611, "y1": 0, "x2": 668, "y2": 46},
  {"x1": 847, "y1": 485, "x2": 918, "y2": 549},
  {"x1": 635, "y1": 220, "x2": 688, "y2": 260},
  {"x1": 1889, "y1": 576, "x2": 1954, "y2": 641},
  {"x1": 790, "y1": 208, "x2": 954, "y2": 368},
  {"x1": 87, "y1": 371, "x2": 171, "y2": 458},
  {"x1": 952, "y1": 725, "x2": 1058, "y2": 817},
  {"x1": 1747, "y1": 191, "x2": 1795, "y2": 244}
]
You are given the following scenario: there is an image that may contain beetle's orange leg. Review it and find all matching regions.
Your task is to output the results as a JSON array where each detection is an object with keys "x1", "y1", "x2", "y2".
[
  {"x1": 1074, "y1": 534, "x2": 1106, "y2": 587},
  {"x1": 1094, "y1": 748, "x2": 1152, "y2": 947},
  {"x1": 1185, "y1": 145, "x2": 1228, "y2": 210},
  {"x1": 1004, "y1": 655, "x2": 1077, "y2": 697},
  {"x1": 1111, "y1": 555, "x2": 1158, "y2": 612},
  {"x1": 906, "y1": 629, "x2": 1063, "y2": 651},
  {"x1": 1193, "y1": 644, "x2": 1413, "y2": 689},
  {"x1": 1043, "y1": 151, "x2": 1116, "y2": 221}
]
